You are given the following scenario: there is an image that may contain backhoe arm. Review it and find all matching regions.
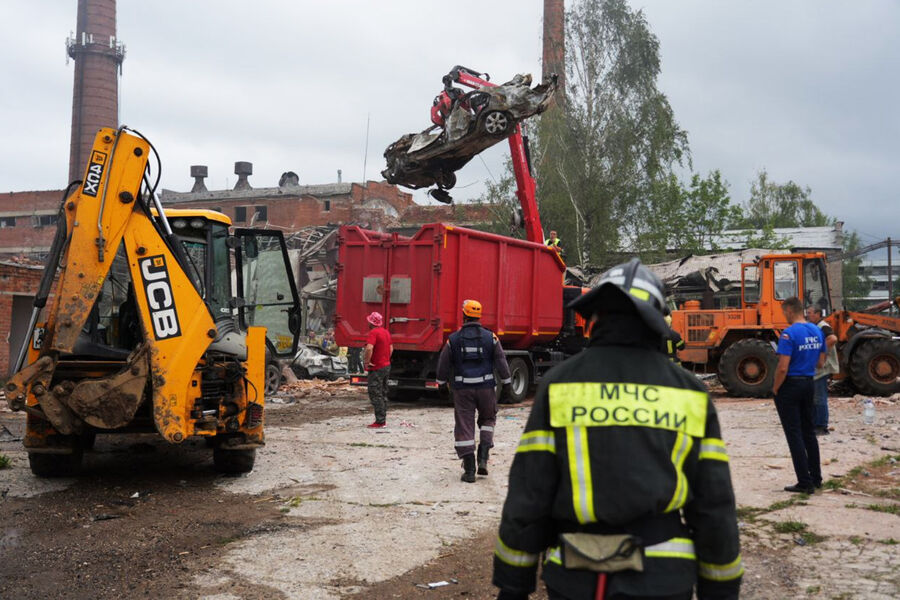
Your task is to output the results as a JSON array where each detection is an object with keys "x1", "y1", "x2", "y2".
[{"x1": 6, "y1": 127, "x2": 216, "y2": 443}]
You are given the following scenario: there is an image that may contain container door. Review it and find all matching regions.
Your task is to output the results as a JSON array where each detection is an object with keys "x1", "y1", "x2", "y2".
[
  {"x1": 234, "y1": 229, "x2": 302, "y2": 357},
  {"x1": 380, "y1": 230, "x2": 442, "y2": 351}
]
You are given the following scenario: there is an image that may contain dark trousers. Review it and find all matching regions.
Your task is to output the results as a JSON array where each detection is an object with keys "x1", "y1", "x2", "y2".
[
  {"x1": 367, "y1": 366, "x2": 390, "y2": 423},
  {"x1": 348, "y1": 347, "x2": 364, "y2": 374},
  {"x1": 452, "y1": 387, "x2": 497, "y2": 458},
  {"x1": 548, "y1": 587, "x2": 692, "y2": 600},
  {"x1": 813, "y1": 376, "x2": 829, "y2": 428},
  {"x1": 775, "y1": 377, "x2": 821, "y2": 488}
]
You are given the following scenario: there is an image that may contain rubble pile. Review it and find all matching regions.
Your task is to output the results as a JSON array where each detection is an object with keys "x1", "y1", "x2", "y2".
[{"x1": 279, "y1": 378, "x2": 362, "y2": 400}]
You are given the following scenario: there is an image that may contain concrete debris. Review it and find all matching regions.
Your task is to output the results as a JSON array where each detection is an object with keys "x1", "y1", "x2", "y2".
[{"x1": 280, "y1": 378, "x2": 360, "y2": 400}]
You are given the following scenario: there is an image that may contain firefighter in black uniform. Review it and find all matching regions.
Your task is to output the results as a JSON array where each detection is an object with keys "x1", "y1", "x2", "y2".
[
  {"x1": 492, "y1": 259, "x2": 742, "y2": 600},
  {"x1": 664, "y1": 315, "x2": 686, "y2": 365}
]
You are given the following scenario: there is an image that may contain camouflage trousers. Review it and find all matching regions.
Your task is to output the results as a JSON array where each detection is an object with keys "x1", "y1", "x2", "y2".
[{"x1": 367, "y1": 366, "x2": 390, "y2": 424}]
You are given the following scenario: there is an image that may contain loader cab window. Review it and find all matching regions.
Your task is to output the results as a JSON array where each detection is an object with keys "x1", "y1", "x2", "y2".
[
  {"x1": 208, "y1": 224, "x2": 232, "y2": 318},
  {"x1": 742, "y1": 265, "x2": 760, "y2": 304},
  {"x1": 171, "y1": 217, "x2": 231, "y2": 319},
  {"x1": 773, "y1": 260, "x2": 799, "y2": 300},
  {"x1": 803, "y1": 258, "x2": 830, "y2": 314},
  {"x1": 235, "y1": 229, "x2": 301, "y2": 357}
]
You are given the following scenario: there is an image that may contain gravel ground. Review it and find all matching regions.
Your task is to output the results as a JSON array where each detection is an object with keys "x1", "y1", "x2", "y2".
[{"x1": 1, "y1": 384, "x2": 897, "y2": 599}]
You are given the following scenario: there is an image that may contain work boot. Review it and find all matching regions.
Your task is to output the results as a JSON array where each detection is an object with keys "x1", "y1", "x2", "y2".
[
  {"x1": 461, "y1": 454, "x2": 477, "y2": 483},
  {"x1": 477, "y1": 444, "x2": 490, "y2": 476}
]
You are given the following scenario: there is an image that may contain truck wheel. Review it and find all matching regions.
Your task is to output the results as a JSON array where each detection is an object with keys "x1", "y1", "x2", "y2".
[
  {"x1": 28, "y1": 448, "x2": 83, "y2": 478},
  {"x1": 500, "y1": 358, "x2": 530, "y2": 404},
  {"x1": 265, "y1": 361, "x2": 282, "y2": 396},
  {"x1": 718, "y1": 338, "x2": 776, "y2": 398},
  {"x1": 849, "y1": 338, "x2": 900, "y2": 396},
  {"x1": 213, "y1": 448, "x2": 256, "y2": 475}
]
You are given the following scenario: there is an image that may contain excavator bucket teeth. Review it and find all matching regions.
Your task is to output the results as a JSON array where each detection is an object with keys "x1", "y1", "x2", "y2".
[{"x1": 66, "y1": 343, "x2": 152, "y2": 430}]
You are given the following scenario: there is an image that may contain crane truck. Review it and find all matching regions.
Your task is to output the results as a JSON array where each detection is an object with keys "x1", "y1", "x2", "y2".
[
  {"x1": 335, "y1": 67, "x2": 590, "y2": 403},
  {"x1": 4, "y1": 126, "x2": 302, "y2": 477}
]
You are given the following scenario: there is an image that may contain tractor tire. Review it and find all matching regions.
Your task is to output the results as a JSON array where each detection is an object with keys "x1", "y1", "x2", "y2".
[
  {"x1": 501, "y1": 357, "x2": 530, "y2": 404},
  {"x1": 28, "y1": 448, "x2": 83, "y2": 478},
  {"x1": 849, "y1": 338, "x2": 900, "y2": 396},
  {"x1": 213, "y1": 448, "x2": 256, "y2": 475},
  {"x1": 718, "y1": 338, "x2": 777, "y2": 398}
]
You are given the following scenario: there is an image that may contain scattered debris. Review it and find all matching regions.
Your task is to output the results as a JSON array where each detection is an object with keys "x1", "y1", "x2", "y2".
[
  {"x1": 92, "y1": 514, "x2": 121, "y2": 522},
  {"x1": 0, "y1": 424, "x2": 21, "y2": 443},
  {"x1": 415, "y1": 579, "x2": 458, "y2": 589}
]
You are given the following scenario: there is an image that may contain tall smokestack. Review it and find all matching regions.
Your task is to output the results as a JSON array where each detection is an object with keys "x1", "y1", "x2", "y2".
[
  {"x1": 543, "y1": 0, "x2": 565, "y2": 92},
  {"x1": 67, "y1": 0, "x2": 125, "y2": 182}
]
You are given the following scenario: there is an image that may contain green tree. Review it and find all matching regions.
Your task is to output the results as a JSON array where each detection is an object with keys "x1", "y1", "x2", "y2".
[
  {"x1": 734, "y1": 170, "x2": 831, "y2": 229},
  {"x1": 842, "y1": 230, "x2": 874, "y2": 310},
  {"x1": 678, "y1": 170, "x2": 742, "y2": 253},
  {"x1": 626, "y1": 170, "x2": 740, "y2": 261},
  {"x1": 534, "y1": 0, "x2": 689, "y2": 269}
]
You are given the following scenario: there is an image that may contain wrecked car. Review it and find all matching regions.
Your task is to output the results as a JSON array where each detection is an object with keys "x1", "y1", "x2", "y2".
[
  {"x1": 288, "y1": 342, "x2": 349, "y2": 381},
  {"x1": 381, "y1": 72, "x2": 556, "y2": 201}
]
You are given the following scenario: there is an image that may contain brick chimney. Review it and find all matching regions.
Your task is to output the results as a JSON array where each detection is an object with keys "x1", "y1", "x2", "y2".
[
  {"x1": 543, "y1": 0, "x2": 565, "y2": 92},
  {"x1": 67, "y1": 0, "x2": 125, "y2": 182},
  {"x1": 234, "y1": 161, "x2": 253, "y2": 190},
  {"x1": 190, "y1": 165, "x2": 208, "y2": 193}
]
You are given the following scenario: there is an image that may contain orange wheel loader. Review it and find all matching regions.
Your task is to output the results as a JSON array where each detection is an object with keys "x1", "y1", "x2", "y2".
[{"x1": 669, "y1": 252, "x2": 900, "y2": 397}]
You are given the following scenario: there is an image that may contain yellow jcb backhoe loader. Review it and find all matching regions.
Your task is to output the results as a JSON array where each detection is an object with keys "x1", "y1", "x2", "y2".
[{"x1": 4, "y1": 126, "x2": 301, "y2": 476}]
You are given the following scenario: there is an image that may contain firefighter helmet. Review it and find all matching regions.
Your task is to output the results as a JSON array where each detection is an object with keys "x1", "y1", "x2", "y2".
[
  {"x1": 568, "y1": 258, "x2": 669, "y2": 337},
  {"x1": 462, "y1": 299, "x2": 483, "y2": 319}
]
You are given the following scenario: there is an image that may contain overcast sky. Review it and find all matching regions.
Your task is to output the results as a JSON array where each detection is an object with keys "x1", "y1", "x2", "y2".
[{"x1": 1, "y1": 1, "x2": 898, "y2": 245}]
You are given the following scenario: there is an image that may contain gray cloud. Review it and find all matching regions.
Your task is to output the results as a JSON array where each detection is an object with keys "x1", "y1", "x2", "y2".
[{"x1": 1, "y1": 0, "x2": 897, "y2": 242}]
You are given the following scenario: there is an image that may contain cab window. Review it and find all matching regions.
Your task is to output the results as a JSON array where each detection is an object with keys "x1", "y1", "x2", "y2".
[
  {"x1": 803, "y1": 259, "x2": 830, "y2": 314},
  {"x1": 773, "y1": 261, "x2": 798, "y2": 300},
  {"x1": 742, "y1": 265, "x2": 760, "y2": 304}
]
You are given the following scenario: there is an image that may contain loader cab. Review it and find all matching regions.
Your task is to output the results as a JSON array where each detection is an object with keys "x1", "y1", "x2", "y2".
[
  {"x1": 165, "y1": 209, "x2": 302, "y2": 359},
  {"x1": 743, "y1": 253, "x2": 831, "y2": 327},
  {"x1": 83, "y1": 209, "x2": 300, "y2": 360}
]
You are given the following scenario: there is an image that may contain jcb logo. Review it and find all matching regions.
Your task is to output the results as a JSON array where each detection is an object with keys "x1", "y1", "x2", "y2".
[
  {"x1": 139, "y1": 255, "x2": 182, "y2": 340},
  {"x1": 82, "y1": 150, "x2": 107, "y2": 197}
]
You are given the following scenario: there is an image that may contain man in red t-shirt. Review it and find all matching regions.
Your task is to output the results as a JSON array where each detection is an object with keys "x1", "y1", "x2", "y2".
[{"x1": 364, "y1": 312, "x2": 393, "y2": 428}]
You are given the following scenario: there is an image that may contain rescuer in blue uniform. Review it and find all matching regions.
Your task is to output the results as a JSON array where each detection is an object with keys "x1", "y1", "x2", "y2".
[
  {"x1": 492, "y1": 259, "x2": 742, "y2": 600},
  {"x1": 772, "y1": 296, "x2": 826, "y2": 494},
  {"x1": 436, "y1": 299, "x2": 512, "y2": 483}
]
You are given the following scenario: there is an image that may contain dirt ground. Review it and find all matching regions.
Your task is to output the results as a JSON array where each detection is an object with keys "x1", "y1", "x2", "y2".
[{"x1": 1, "y1": 382, "x2": 898, "y2": 599}]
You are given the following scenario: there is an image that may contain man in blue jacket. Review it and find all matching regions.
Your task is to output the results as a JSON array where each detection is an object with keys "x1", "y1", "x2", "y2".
[{"x1": 772, "y1": 296, "x2": 827, "y2": 494}]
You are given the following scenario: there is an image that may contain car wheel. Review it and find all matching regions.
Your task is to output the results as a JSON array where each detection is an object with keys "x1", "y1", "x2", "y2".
[
  {"x1": 482, "y1": 111, "x2": 511, "y2": 136},
  {"x1": 437, "y1": 170, "x2": 457, "y2": 190},
  {"x1": 265, "y1": 361, "x2": 282, "y2": 395}
]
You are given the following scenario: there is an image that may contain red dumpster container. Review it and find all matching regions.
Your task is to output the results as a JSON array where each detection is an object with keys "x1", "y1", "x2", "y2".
[{"x1": 334, "y1": 224, "x2": 566, "y2": 352}]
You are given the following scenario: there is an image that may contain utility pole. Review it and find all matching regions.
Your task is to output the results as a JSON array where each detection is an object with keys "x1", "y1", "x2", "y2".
[{"x1": 888, "y1": 237, "x2": 894, "y2": 316}]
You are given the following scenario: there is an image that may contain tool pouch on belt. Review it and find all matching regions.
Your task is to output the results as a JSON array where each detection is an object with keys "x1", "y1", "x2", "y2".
[{"x1": 560, "y1": 533, "x2": 644, "y2": 573}]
